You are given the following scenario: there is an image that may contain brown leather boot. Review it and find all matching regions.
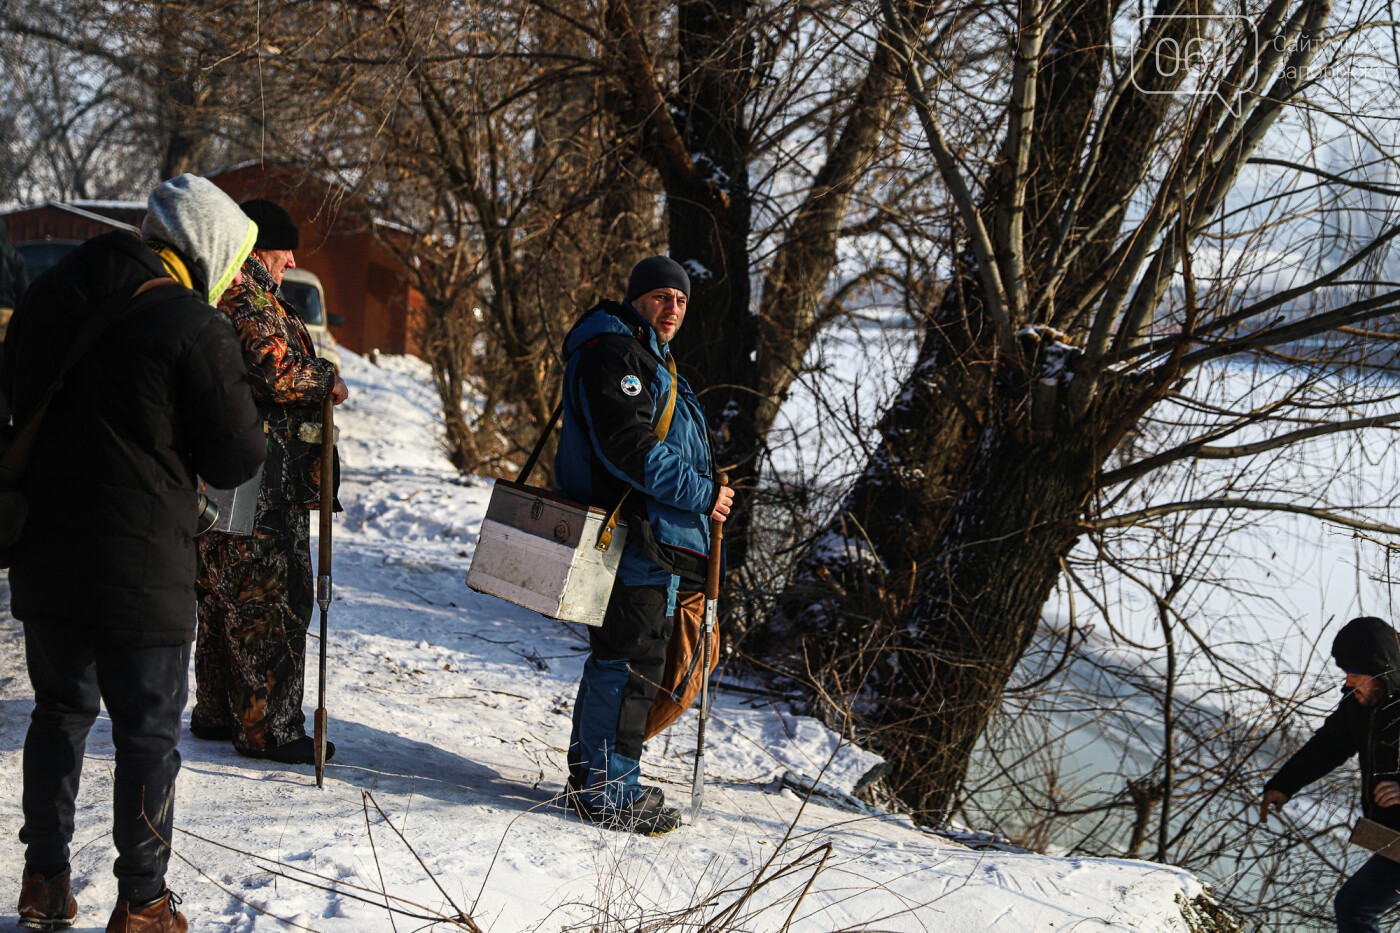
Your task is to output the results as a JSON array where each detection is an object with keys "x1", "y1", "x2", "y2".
[
  {"x1": 17, "y1": 867, "x2": 78, "y2": 931},
  {"x1": 105, "y1": 890, "x2": 187, "y2": 933}
]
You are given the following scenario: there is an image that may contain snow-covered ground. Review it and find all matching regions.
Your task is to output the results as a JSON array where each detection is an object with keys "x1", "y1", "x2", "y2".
[{"x1": 0, "y1": 348, "x2": 1208, "y2": 932}]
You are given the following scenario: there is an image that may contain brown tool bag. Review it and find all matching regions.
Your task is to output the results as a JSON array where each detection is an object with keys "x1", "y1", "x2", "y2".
[
  {"x1": 644, "y1": 591, "x2": 720, "y2": 740},
  {"x1": 1352, "y1": 817, "x2": 1400, "y2": 863}
]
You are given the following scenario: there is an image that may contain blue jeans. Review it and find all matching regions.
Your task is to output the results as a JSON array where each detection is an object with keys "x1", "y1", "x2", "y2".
[
  {"x1": 567, "y1": 582, "x2": 670, "y2": 810},
  {"x1": 1337, "y1": 854, "x2": 1400, "y2": 932}
]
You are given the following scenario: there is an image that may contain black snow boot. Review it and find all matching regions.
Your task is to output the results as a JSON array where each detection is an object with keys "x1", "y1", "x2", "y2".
[
  {"x1": 237, "y1": 736, "x2": 335, "y2": 765},
  {"x1": 188, "y1": 722, "x2": 234, "y2": 741},
  {"x1": 573, "y1": 789, "x2": 680, "y2": 835}
]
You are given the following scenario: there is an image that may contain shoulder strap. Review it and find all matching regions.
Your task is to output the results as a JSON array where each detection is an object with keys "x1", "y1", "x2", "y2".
[
  {"x1": 0, "y1": 277, "x2": 176, "y2": 484},
  {"x1": 515, "y1": 336, "x2": 680, "y2": 554},
  {"x1": 515, "y1": 403, "x2": 563, "y2": 485},
  {"x1": 596, "y1": 354, "x2": 677, "y2": 552}
]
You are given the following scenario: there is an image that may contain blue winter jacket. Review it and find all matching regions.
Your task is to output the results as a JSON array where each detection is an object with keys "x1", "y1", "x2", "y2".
[{"x1": 554, "y1": 301, "x2": 719, "y2": 589}]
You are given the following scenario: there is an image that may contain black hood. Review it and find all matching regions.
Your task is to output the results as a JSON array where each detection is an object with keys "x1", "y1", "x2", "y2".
[{"x1": 1333, "y1": 616, "x2": 1400, "y2": 696}]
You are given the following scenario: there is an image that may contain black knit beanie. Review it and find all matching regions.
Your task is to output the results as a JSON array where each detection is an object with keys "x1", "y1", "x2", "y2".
[
  {"x1": 626, "y1": 256, "x2": 690, "y2": 302},
  {"x1": 240, "y1": 199, "x2": 299, "y2": 250},
  {"x1": 1333, "y1": 616, "x2": 1398, "y2": 675}
]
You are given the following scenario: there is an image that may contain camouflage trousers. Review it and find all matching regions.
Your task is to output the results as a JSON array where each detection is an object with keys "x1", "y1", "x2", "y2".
[{"x1": 192, "y1": 507, "x2": 314, "y2": 752}]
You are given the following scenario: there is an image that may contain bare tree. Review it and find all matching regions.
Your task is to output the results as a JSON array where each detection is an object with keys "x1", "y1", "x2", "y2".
[
  {"x1": 0, "y1": 0, "x2": 271, "y2": 197},
  {"x1": 224, "y1": 0, "x2": 953, "y2": 495},
  {"x1": 765, "y1": 0, "x2": 1400, "y2": 831},
  {"x1": 184, "y1": 0, "x2": 663, "y2": 474},
  {"x1": 596, "y1": 0, "x2": 951, "y2": 563}
]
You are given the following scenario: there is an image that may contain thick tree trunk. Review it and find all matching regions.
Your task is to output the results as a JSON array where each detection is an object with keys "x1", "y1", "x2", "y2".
[
  {"x1": 767, "y1": 263, "x2": 1107, "y2": 823},
  {"x1": 602, "y1": 1, "x2": 939, "y2": 568},
  {"x1": 666, "y1": 0, "x2": 758, "y2": 558},
  {"x1": 749, "y1": 0, "x2": 944, "y2": 450},
  {"x1": 152, "y1": 2, "x2": 205, "y2": 179},
  {"x1": 766, "y1": 272, "x2": 991, "y2": 662},
  {"x1": 761, "y1": 0, "x2": 1224, "y2": 824},
  {"x1": 881, "y1": 425, "x2": 1095, "y2": 817}
]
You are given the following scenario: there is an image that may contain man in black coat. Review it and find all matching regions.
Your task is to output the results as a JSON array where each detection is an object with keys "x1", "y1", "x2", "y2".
[
  {"x1": 3, "y1": 174, "x2": 266, "y2": 933},
  {"x1": 1262, "y1": 616, "x2": 1400, "y2": 933}
]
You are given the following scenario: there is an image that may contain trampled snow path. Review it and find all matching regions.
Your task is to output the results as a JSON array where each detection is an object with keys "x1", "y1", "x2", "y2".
[{"x1": 0, "y1": 350, "x2": 1205, "y2": 932}]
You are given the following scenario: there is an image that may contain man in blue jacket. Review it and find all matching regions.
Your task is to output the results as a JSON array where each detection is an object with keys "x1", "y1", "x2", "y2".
[{"x1": 555, "y1": 256, "x2": 734, "y2": 835}]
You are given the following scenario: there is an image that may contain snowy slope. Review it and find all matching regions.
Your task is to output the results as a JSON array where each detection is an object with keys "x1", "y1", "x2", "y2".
[{"x1": 0, "y1": 349, "x2": 1207, "y2": 932}]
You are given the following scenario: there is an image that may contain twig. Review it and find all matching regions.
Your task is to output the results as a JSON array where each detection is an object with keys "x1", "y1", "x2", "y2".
[
  {"x1": 362, "y1": 792, "x2": 400, "y2": 933},
  {"x1": 174, "y1": 825, "x2": 466, "y2": 923},
  {"x1": 364, "y1": 791, "x2": 484, "y2": 932}
]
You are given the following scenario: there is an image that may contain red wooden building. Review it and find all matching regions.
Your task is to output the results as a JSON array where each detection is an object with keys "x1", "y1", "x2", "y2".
[
  {"x1": 3, "y1": 162, "x2": 425, "y2": 357},
  {"x1": 3, "y1": 199, "x2": 144, "y2": 242},
  {"x1": 207, "y1": 162, "x2": 424, "y2": 356}
]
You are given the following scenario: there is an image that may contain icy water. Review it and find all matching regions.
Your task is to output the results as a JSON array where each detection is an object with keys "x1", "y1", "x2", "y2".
[{"x1": 962, "y1": 627, "x2": 1357, "y2": 932}]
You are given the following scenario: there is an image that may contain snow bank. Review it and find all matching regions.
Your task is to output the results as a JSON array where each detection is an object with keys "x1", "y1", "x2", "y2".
[{"x1": 0, "y1": 348, "x2": 1208, "y2": 932}]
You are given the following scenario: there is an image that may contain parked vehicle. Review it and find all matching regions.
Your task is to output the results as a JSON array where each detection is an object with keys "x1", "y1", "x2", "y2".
[
  {"x1": 16, "y1": 239, "x2": 83, "y2": 280},
  {"x1": 280, "y1": 268, "x2": 343, "y2": 369}
]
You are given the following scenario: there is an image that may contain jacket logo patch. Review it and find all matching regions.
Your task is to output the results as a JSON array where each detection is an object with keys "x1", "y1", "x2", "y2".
[{"x1": 620, "y1": 375, "x2": 642, "y2": 397}]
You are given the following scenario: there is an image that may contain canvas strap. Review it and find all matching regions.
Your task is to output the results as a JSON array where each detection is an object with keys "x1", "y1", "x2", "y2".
[
  {"x1": 0, "y1": 276, "x2": 176, "y2": 485},
  {"x1": 515, "y1": 403, "x2": 563, "y2": 485}
]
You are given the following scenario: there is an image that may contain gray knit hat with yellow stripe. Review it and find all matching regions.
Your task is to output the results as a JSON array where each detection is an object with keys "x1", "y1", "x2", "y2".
[{"x1": 141, "y1": 174, "x2": 258, "y2": 305}]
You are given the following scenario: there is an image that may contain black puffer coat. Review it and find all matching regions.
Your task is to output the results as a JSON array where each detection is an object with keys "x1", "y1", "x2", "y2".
[
  {"x1": 1265, "y1": 616, "x2": 1400, "y2": 830},
  {"x1": 0, "y1": 232, "x2": 265, "y2": 645}
]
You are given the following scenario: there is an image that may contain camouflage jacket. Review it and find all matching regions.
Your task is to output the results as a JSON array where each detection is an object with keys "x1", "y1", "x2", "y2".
[{"x1": 219, "y1": 256, "x2": 338, "y2": 509}]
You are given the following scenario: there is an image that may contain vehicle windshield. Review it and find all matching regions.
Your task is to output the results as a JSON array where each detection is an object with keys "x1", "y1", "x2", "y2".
[
  {"x1": 279, "y1": 280, "x2": 324, "y2": 325},
  {"x1": 17, "y1": 241, "x2": 80, "y2": 279}
]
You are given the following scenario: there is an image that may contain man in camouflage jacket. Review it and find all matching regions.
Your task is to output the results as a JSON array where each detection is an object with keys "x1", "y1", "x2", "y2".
[{"x1": 191, "y1": 198, "x2": 349, "y2": 766}]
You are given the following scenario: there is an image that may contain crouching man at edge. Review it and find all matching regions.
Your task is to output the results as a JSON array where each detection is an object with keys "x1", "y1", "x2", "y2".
[
  {"x1": 554, "y1": 256, "x2": 735, "y2": 835},
  {"x1": 6, "y1": 174, "x2": 266, "y2": 932},
  {"x1": 1261, "y1": 617, "x2": 1400, "y2": 933}
]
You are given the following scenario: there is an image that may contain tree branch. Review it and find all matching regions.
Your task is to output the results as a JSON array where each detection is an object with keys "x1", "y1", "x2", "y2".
[
  {"x1": 1093, "y1": 498, "x2": 1400, "y2": 535},
  {"x1": 0, "y1": 14, "x2": 146, "y2": 79},
  {"x1": 1101, "y1": 412, "x2": 1400, "y2": 486},
  {"x1": 879, "y1": 0, "x2": 1009, "y2": 327},
  {"x1": 1116, "y1": 223, "x2": 1400, "y2": 367},
  {"x1": 1175, "y1": 288, "x2": 1400, "y2": 370},
  {"x1": 602, "y1": 0, "x2": 703, "y2": 194},
  {"x1": 997, "y1": 0, "x2": 1044, "y2": 317},
  {"x1": 1248, "y1": 155, "x2": 1400, "y2": 199}
]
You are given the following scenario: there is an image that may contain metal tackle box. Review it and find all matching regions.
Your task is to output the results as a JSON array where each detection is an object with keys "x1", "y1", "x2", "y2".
[
  {"x1": 198, "y1": 464, "x2": 265, "y2": 535},
  {"x1": 466, "y1": 479, "x2": 625, "y2": 625}
]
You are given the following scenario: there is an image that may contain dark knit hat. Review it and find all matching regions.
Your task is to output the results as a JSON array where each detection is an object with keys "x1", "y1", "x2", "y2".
[
  {"x1": 627, "y1": 256, "x2": 690, "y2": 302},
  {"x1": 240, "y1": 198, "x2": 299, "y2": 250},
  {"x1": 1333, "y1": 616, "x2": 1400, "y2": 678}
]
